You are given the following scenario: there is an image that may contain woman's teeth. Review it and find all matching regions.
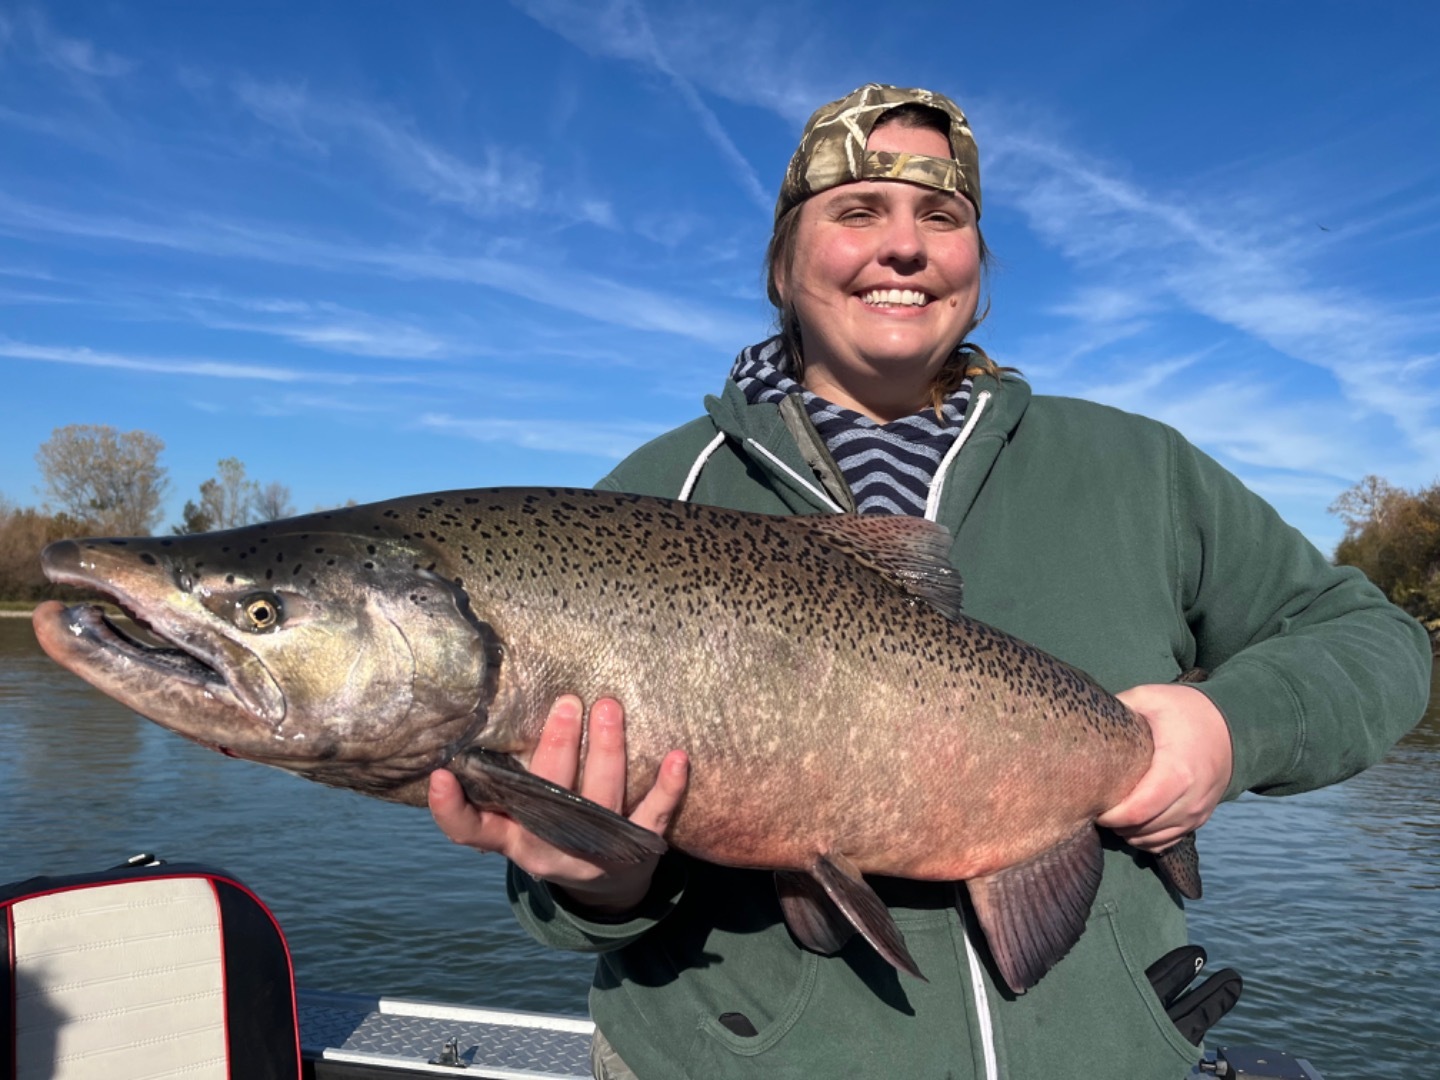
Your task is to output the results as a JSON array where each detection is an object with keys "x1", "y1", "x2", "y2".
[{"x1": 860, "y1": 288, "x2": 929, "y2": 308}]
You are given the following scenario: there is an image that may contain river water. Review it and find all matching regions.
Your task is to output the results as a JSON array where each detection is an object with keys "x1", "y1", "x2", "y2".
[{"x1": 1, "y1": 616, "x2": 1436, "y2": 1077}]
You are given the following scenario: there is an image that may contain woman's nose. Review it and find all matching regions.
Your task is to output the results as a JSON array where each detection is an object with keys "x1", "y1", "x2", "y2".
[{"x1": 878, "y1": 215, "x2": 926, "y2": 266}]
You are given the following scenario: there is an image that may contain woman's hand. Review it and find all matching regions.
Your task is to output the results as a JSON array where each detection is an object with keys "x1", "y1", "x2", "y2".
[
  {"x1": 428, "y1": 695, "x2": 689, "y2": 916},
  {"x1": 1096, "y1": 683, "x2": 1233, "y2": 852}
]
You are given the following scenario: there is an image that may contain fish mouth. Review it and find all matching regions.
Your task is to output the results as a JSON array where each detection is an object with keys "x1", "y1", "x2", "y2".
[
  {"x1": 49, "y1": 600, "x2": 226, "y2": 688},
  {"x1": 33, "y1": 538, "x2": 286, "y2": 733}
]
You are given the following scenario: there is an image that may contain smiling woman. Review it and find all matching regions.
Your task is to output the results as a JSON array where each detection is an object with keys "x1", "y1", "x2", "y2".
[
  {"x1": 423, "y1": 82, "x2": 1433, "y2": 1080},
  {"x1": 765, "y1": 98, "x2": 999, "y2": 422}
]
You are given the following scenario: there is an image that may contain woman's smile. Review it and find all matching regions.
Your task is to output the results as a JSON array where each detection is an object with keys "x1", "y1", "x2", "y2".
[{"x1": 778, "y1": 122, "x2": 981, "y2": 421}]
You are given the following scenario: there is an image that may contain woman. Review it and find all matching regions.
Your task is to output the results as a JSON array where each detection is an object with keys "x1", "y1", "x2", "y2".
[{"x1": 429, "y1": 84, "x2": 1430, "y2": 1079}]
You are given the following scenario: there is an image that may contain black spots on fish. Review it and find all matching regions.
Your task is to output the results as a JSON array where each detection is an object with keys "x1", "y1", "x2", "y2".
[
  {"x1": 106, "y1": 539, "x2": 128, "y2": 547},
  {"x1": 139, "y1": 552, "x2": 158, "y2": 566},
  {"x1": 326, "y1": 558, "x2": 336, "y2": 567},
  {"x1": 366, "y1": 544, "x2": 377, "y2": 556},
  {"x1": 225, "y1": 574, "x2": 235, "y2": 585},
  {"x1": 292, "y1": 564, "x2": 304, "y2": 577},
  {"x1": 432, "y1": 498, "x2": 445, "y2": 507},
  {"x1": 363, "y1": 561, "x2": 375, "y2": 571},
  {"x1": 264, "y1": 568, "x2": 273, "y2": 581},
  {"x1": 313, "y1": 547, "x2": 325, "y2": 554}
]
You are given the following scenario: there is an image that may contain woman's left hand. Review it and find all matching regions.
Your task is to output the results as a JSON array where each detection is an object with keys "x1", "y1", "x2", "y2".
[{"x1": 1096, "y1": 683, "x2": 1234, "y2": 852}]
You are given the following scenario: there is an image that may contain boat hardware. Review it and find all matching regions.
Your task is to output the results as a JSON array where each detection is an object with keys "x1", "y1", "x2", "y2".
[
  {"x1": 429, "y1": 1036, "x2": 469, "y2": 1068},
  {"x1": 1199, "y1": 1046, "x2": 1325, "y2": 1079}
]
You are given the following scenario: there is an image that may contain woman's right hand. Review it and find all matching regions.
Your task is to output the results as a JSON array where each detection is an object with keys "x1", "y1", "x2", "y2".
[{"x1": 427, "y1": 695, "x2": 689, "y2": 916}]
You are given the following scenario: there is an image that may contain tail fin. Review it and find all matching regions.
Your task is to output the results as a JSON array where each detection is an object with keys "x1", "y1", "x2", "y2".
[{"x1": 1153, "y1": 833, "x2": 1202, "y2": 899}]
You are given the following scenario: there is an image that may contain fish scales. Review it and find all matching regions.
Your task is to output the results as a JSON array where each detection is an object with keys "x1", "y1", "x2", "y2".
[
  {"x1": 32, "y1": 486, "x2": 1195, "y2": 993},
  {"x1": 331, "y1": 491, "x2": 1149, "y2": 880}
]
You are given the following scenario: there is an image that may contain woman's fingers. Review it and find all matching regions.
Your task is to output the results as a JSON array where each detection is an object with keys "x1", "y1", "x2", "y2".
[
  {"x1": 629, "y1": 750, "x2": 689, "y2": 835},
  {"x1": 428, "y1": 696, "x2": 686, "y2": 903},
  {"x1": 528, "y1": 695, "x2": 584, "y2": 789},
  {"x1": 577, "y1": 697, "x2": 630, "y2": 811},
  {"x1": 427, "y1": 769, "x2": 513, "y2": 853},
  {"x1": 1098, "y1": 683, "x2": 1233, "y2": 852}
]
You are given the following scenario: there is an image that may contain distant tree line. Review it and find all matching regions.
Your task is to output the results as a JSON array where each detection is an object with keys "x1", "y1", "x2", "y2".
[
  {"x1": 1331, "y1": 475, "x2": 1440, "y2": 630},
  {"x1": 0, "y1": 424, "x2": 304, "y2": 602}
]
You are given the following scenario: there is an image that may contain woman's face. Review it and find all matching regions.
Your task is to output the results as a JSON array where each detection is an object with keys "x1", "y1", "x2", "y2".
[{"x1": 779, "y1": 123, "x2": 981, "y2": 421}]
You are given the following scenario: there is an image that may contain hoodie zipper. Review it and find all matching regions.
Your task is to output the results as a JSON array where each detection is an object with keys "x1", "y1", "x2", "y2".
[{"x1": 675, "y1": 390, "x2": 1001, "y2": 1080}]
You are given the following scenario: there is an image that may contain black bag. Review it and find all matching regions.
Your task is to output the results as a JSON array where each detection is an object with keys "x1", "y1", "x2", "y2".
[{"x1": 2, "y1": 855, "x2": 301, "y2": 1080}]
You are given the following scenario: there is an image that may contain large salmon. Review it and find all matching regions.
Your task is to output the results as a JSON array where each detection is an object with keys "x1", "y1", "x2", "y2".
[{"x1": 31, "y1": 487, "x2": 1198, "y2": 993}]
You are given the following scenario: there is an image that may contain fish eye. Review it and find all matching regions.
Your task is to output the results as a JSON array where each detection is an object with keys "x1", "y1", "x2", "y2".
[{"x1": 238, "y1": 592, "x2": 284, "y2": 632}]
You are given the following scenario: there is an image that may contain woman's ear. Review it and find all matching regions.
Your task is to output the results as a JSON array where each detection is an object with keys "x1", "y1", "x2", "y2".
[{"x1": 771, "y1": 264, "x2": 788, "y2": 305}]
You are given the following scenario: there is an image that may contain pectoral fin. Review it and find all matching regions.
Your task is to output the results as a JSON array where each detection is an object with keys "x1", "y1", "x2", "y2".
[
  {"x1": 450, "y1": 749, "x2": 667, "y2": 864},
  {"x1": 799, "y1": 853, "x2": 924, "y2": 980},
  {"x1": 964, "y1": 825, "x2": 1103, "y2": 994}
]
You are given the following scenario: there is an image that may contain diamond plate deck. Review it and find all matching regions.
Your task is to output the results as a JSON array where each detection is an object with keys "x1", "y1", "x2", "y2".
[{"x1": 300, "y1": 990, "x2": 594, "y2": 1079}]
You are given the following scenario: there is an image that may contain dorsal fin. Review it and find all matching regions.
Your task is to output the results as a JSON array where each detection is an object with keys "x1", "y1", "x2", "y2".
[{"x1": 803, "y1": 515, "x2": 964, "y2": 620}]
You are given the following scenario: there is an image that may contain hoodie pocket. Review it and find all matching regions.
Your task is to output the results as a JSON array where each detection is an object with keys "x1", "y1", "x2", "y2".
[
  {"x1": 997, "y1": 898, "x2": 1201, "y2": 1077},
  {"x1": 681, "y1": 913, "x2": 974, "y2": 1080}
]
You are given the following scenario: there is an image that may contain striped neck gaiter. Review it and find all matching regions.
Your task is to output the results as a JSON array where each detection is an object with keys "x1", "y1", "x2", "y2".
[{"x1": 729, "y1": 336, "x2": 972, "y2": 518}]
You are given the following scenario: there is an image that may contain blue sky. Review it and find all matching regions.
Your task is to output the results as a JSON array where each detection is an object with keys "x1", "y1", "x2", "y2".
[{"x1": 1, "y1": 1, "x2": 1436, "y2": 552}]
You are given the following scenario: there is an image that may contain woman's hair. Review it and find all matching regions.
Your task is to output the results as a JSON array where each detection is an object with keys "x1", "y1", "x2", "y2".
[{"x1": 764, "y1": 102, "x2": 1007, "y2": 413}]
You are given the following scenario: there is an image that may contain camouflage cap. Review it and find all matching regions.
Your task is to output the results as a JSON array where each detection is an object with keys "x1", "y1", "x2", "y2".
[{"x1": 775, "y1": 83, "x2": 980, "y2": 223}]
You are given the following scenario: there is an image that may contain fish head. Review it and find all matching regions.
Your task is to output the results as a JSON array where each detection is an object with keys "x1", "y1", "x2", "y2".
[{"x1": 32, "y1": 523, "x2": 499, "y2": 797}]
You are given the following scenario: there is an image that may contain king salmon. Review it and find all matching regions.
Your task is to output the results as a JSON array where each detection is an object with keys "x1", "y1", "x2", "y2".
[{"x1": 31, "y1": 487, "x2": 1199, "y2": 992}]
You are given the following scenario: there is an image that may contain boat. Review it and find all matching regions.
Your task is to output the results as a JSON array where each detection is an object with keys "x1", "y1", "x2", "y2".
[{"x1": 3, "y1": 856, "x2": 1325, "y2": 1080}]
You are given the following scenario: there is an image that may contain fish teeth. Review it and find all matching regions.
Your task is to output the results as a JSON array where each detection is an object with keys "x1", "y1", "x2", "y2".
[{"x1": 861, "y1": 288, "x2": 929, "y2": 308}]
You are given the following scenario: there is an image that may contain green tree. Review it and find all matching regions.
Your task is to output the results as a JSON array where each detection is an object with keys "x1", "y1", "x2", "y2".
[
  {"x1": 0, "y1": 498, "x2": 87, "y2": 600},
  {"x1": 172, "y1": 500, "x2": 215, "y2": 535},
  {"x1": 1332, "y1": 477, "x2": 1440, "y2": 624},
  {"x1": 36, "y1": 424, "x2": 168, "y2": 535}
]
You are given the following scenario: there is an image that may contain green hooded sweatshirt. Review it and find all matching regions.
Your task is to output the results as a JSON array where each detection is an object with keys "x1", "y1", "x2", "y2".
[{"x1": 507, "y1": 373, "x2": 1431, "y2": 1080}]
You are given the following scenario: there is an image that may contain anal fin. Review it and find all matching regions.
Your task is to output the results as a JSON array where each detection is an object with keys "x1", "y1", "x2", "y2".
[
  {"x1": 450, "y1": 749, "x2": 667, "y2": 864},
  {"x1": 965, "y1": 825, "x2": 1103, "y2": 994},
  {"x1": 806, "y1": 853, "x2": 924, "y2": 981}
]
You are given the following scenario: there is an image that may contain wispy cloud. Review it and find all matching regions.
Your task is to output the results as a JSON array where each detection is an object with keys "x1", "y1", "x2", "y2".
[
  {"x1": 173, "y1": 292, "x2": 464, "y2": 361},
  {"x1": 420, "y1": 412, "x2": 668, "y2": 459},
  {"x1": 15, "y1": 10, "x2": 135, "y2": 79},
  {"x1": 511, "y1": 0, "x2": 774, "y2": 213},
  {"x1": 0, "y1": 339, "x2": 414, "y2": 385},
  {"x1": 0, "y1": 192, "x2": 759, "y2": 346},
  {"x1": 986, "y1": 129, "x2": 1440, "y2": 469},
  {"x1": 232, "y1": 79, "x2": 548, "y2": 219}
]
